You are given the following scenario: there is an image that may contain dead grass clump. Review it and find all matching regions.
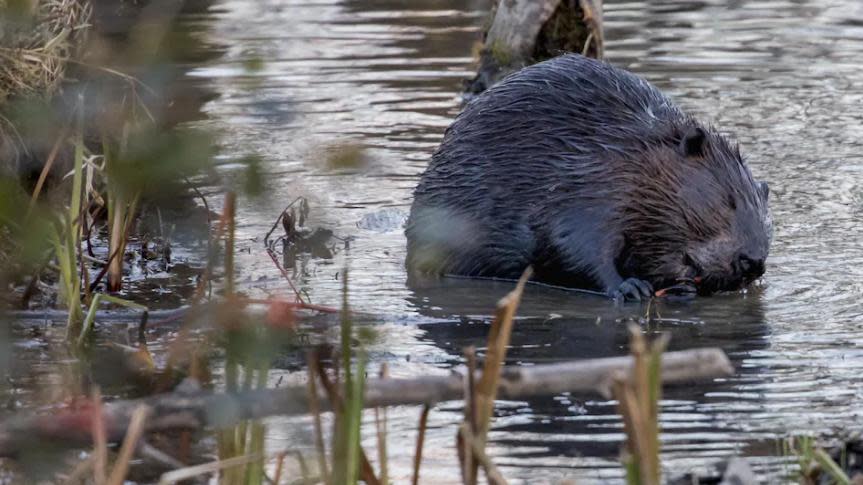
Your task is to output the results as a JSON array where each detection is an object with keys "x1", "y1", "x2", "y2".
[
  {"x1": 0, "y1": 0, "x2": 92, "y2": 165},
  {"x1": 0, "y1": 0, "x2": 92, "y2": 103}
]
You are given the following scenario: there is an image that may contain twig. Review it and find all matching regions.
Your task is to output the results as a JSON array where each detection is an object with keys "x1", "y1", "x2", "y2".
[
  {"x1": 265, "y1": 249, "x2": 306, "y2": 304},
  {"x1": 27, "y1": 123, "x2": 70, "y2": 216},
  {"x1": 157, "y1": 452, "x2": 263, "y2": 485},
  {"x1": 106, "y1": 405, "x2": 150, "y2": 485},
  {"x1": 137, "y1": 441, "x2": 185, "y2": 470},
  {"x1": 462, "y1": 425, "x2": 508, "y2": 485},
  {"x1": 263, "y1": 197, "x2": 308, "y2": 303},
  {"x1": 272, "y1": 452, "x2": 287, "y2": 485},
  {"x1": 411, "y1": 404, "x2": 431, "y2": 485},
  {"x1": 249, "y1": 297, "x2": 338, "y2": 315},
  {"x1": 263, "y1": 197, "x2": 306, "y2": 247}
]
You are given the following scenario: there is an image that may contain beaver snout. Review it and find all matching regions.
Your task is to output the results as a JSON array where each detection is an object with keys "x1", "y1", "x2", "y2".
[{"x1": 737, "y1": 254, "x2": 766, "y2": 282}]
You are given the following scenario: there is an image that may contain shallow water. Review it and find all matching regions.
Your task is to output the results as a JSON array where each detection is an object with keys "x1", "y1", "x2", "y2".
[
  {"x1": 172, "y1": 0, "x2": 863, "y2": 482},
  {"x1": 12, "y1": 0, "x2": 863, "y2": 482}
]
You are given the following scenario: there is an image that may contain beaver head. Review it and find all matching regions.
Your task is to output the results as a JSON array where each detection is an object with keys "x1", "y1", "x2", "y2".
[{"x1": 617, "y1": 124, "x2": 772, "y2": 295}]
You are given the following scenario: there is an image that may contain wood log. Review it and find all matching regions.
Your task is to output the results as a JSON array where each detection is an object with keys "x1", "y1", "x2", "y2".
[{"x1": 0, "y1": 347, "x2": 732, "y2": 457}]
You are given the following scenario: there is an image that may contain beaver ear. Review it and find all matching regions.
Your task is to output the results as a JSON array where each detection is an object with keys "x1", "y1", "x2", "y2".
[{"x1": 679, "y1": 127, "x2": 706, "y2": 158}]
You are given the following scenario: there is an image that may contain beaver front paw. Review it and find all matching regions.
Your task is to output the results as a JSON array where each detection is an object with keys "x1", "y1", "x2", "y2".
[{"x1": 612, "y1": 278, "x2": 653, "y2": 302}]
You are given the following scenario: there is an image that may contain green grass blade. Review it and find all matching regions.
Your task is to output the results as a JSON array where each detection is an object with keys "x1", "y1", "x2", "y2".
[{"x1": 813, "y1": 448, "x2": 851, "y2": 485}]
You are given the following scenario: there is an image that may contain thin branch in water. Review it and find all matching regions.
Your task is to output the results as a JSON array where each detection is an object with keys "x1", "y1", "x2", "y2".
[
  {"x1": 461, "y1": 425, "x2": 508, "y2": 485},
  {"x1": 137, "y1": 441, "x2": 185, "y2": 470},
  {"x1": 263, "y1": 197, "x2": 309, "y2": 303},
  {"x1": 265, "y1": 248, "x2": 306, "y2": 304},
  {"x1": 272, "y1": 453, "x2": 286, "y2": 485},
  {"x1": 157, "y1": 452, "x2": 263, "y2": 485}
]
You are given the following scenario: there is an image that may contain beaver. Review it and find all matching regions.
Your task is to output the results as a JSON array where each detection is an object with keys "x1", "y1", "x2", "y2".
[{"x1": 405, "y1": 54, "x2": 772, "y2": 300}]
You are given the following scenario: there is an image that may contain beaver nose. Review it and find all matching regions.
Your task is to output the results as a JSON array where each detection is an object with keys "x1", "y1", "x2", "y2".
[{"x1": 737, "y1": 254, "x2": 765, "y2": 280}]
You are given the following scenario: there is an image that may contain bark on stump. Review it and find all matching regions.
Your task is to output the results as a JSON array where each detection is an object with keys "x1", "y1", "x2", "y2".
[{"x1": 465, "y1": 0, "x2": 604, "y2": 95}]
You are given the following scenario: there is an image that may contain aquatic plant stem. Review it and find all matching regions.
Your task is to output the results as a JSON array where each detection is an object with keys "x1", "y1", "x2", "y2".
[
  {"x1": 459, "y1": 425, "x2": 508, "y2": 485},
  {"x1": 91, "y1": 387, "x2": 107, "y2": 485},
  {"x1": 613, "y1": 327, "x2": 668, "y2": 485},
  {"x1": 459, "y1": 347, "x2": 478, "y2": 484},
  {"x1": 224, "y1": 192, "x2": 235, "y2": 297},
  {"x1": 467, "y1": 267, "x2": 531, "y2": 483},
  {"x1": 374, "y1": 363, "x2": 389, "y2": 485},
  {"x1": 411, "y1": 404, "x2": 431, "y2": 485},
  {"x1": 77, "y1": 293, "x2": 147, "y2": 347},
  {"x1": 244, "y1": 358, "x2": 269, "y2": 485},
  {"x1": 306, "y1": 353, "x2": 330, "y2": 484},
  {"x1": 57, "y1": 95, "x2": 86, "y2": 338},
  {"x1": 218, "y1": 192, "x2": 241, "y2": 485}
]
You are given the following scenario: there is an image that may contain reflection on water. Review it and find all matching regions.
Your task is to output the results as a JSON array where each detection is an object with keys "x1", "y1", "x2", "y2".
[{"x1": 167, "y1": 0, "x2": 863, "y2": 481}]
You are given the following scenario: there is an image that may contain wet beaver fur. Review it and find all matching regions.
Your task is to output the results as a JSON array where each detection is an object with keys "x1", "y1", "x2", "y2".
[{"x1": 406, "y1": 54, "x2": 772, "y2": 300}]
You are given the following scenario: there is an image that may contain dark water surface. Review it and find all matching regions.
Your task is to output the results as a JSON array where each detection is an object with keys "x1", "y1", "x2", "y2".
[
  {"x1": 174, "y1": 0, "x2": 863, "y2": 482},
  {"x1": 20, "y1": 0, "x2": 863, "y2": 483}
]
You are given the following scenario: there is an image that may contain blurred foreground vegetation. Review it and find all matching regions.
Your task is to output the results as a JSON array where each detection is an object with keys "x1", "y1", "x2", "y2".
[{"x1": 0, "y1": 1, "x2": 859, "y2": 484}]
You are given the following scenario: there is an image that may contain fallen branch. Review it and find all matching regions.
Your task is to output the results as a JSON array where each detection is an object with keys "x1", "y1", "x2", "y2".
[{"x1": 0, "y1": 348, "x2": 732, "y2": 457}]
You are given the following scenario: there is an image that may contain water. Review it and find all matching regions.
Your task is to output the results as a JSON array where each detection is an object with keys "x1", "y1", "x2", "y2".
[
  {"x1": 12, "y1": 0, "x2": 863, "y2": 482},
  {"x1": 172, "y1": 0, "x2": 863, "y2": 482}
]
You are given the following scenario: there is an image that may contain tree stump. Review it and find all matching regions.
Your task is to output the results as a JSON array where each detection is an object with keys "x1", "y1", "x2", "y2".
[{"x1": 465, "y1": 0, "x2": 604, "y2": 95}]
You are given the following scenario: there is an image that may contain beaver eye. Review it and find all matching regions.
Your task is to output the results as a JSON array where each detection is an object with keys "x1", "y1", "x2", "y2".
[{"x1": 728, "y1": 194, "x2": 737, "y2": 210}]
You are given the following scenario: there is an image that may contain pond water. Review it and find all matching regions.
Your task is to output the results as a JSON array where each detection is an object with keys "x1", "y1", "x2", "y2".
[
  {"x1": 173, "y1": 0, "x2": 863, "y2": 482},
  {"x1": 11, "y1": 0, "x2": 863, "y2": 483}
]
